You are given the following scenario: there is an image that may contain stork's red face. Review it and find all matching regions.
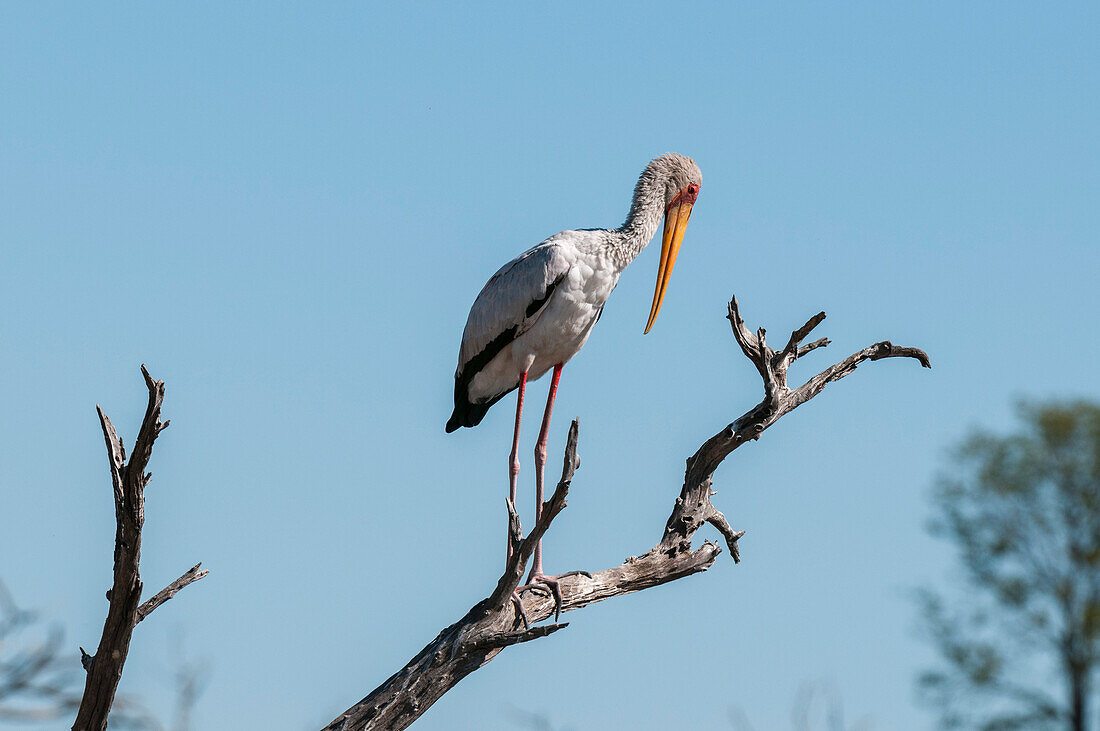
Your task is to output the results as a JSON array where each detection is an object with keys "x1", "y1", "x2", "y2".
[{"x1": 644, "y1": 182, "x2": 700, "y2": 334}]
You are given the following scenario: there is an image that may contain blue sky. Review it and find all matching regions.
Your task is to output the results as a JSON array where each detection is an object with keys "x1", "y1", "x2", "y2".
[{"x1": 1, "y1": 2, "x2": 1097, "y2": 729}]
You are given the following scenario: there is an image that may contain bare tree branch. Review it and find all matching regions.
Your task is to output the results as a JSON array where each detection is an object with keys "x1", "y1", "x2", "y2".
[
  {"x1": 72, "y1": 367, "x2": 208, "y2": 731},
  {"x1": 322, "y1": 294, "x2": 930, "y2": 731},
  {"x1": 136, "y1": 565, "x2": 209, "y2": 626}
]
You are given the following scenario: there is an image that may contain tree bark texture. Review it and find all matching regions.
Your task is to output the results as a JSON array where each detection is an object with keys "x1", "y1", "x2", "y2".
[
  {"x1": 72, "y1": 367, "x2": 208, "y2": 731},
  {"x1": 323, "y1": 295, "x2": 931, "y2": 731}
]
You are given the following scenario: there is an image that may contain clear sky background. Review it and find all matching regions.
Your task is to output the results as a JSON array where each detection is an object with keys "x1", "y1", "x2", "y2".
[{"x1": 2, "y1": 3, "x2": 1098, "y2": 729}]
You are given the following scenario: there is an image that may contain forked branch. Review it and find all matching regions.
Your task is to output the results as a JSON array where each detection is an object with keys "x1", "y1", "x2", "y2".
[
  {"x1": 663, "y1": 296, "x2": 930, "y2": 560},
  {"x1": 323, "y1": 294, "x2": 930, "y2": 731},
  {"x1": 72, "y1": 367, "x2": 208, "y2": 731}
]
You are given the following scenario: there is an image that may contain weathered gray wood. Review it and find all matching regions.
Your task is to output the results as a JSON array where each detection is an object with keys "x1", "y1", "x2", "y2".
[
  {"x1": 72, "y1": 367, "x2": 208, "y2": 731},
  {"x1": 663, "y1": 296, "x2": 930, "y2": 558},
  {"x1": 323, "y1": 294, "x2": 931, "y2": 731},
  {"x1": 136, "y1": 563, "x2": 209, "y2": 625}
]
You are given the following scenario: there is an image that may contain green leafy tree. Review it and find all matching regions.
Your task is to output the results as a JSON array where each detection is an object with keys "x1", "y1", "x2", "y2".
[{"x1": 918, "y1": 401, "x2": 1100, "y2": 730}]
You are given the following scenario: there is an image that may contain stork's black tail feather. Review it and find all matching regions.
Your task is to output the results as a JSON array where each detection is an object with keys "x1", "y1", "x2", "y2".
[{"x1": 446, "y1": 388, "x2": 512, "y2": 433}]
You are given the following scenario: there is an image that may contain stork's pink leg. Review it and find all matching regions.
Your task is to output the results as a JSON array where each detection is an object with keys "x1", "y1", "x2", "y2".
[
  {"x1": 507, "y1": 370, "x2": 527, "y2": 566},
  {"x1": 507, "y1": 371, "x2": 530, "y2": 628},
  {"x1": 521, "y1": 364, "x2": 591, "y2": 619},
  {"x1": 530, "y1": 364, "x2": 563, "y2": 578}
]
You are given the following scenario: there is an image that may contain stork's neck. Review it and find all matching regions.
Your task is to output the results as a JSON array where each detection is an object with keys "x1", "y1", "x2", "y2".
[{"x1": 608, "y1": 168, "x2": 667, "y2": 269}]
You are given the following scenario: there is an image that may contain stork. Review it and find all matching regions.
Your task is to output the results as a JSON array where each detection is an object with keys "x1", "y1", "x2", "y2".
[{"x1": 446, "y1": 153, "x2": 701, "y2": 606}]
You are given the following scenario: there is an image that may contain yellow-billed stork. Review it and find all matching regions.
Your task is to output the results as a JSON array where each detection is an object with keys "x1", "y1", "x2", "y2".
[{"x1": 447, "y1": 153, "x2": 701, "y2": 601}]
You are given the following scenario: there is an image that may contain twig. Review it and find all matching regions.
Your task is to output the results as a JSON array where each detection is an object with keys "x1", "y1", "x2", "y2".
[{"x1": 136, "y1": 564, "x2": 209, "y2": 625}]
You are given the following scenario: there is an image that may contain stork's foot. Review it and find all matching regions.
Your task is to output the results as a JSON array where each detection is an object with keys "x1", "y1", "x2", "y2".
[
  {"x1": 519, "y1": 571, "x2": 592, "y2": 621},
  {"x1": 510, "y1": 591, "x2": 530, "y2": 630}
]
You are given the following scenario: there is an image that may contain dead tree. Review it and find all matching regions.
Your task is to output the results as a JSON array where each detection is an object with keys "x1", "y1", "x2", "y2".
[
  {"x1": 323, "y1": 295, "x2": 931, "y2": 731},
  {"x1": 72, "y1": 366, "x2": 208, "y2": 731}
]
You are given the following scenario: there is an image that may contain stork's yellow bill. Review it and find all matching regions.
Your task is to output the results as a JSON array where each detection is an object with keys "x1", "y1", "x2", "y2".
[{"x1": 645, "y1": 182, "x2": 699, "y2": 334}]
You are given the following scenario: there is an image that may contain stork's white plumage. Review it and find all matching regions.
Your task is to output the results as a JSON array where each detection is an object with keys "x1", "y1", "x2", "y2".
[
  {"x1": 446, "y1": 153, "x2": 702, "y2": 611},
  {"x1": 447, "y1": 153, "x2": 701, "y2": 431}
]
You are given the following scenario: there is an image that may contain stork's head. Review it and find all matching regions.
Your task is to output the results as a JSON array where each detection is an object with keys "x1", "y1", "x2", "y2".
[{"x1": 645, "y1": 153, "x2": 702, "y2": 334}]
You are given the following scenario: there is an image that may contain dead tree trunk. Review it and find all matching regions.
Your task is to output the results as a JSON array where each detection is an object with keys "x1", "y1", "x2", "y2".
[
  {"x1": 323, "y1": 294, "x2": 931, "y2": 731},
  {"x1": 72, "y1": 366, "x2": 208, "y2": 731}
]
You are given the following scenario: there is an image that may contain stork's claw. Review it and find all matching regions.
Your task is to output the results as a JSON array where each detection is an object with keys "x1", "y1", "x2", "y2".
[
  {"x1": 510, "y1": 591, "x2": 529, "y2": 630},
  {"x1": 519, "y1": 583, "x2": 552, "y2": 598},
  {"x1": 519, "y1": 576, "x2": 563, "y2": 620},
  {"x1": 563, "y1": 570, "x2": 593, "y2": 579},
  {"x1": 519, "y1": 571, "x2": 591, "y2": 622}
]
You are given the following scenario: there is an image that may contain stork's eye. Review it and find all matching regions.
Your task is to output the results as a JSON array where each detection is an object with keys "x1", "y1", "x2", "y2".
[{"x1": 688, "y1": 184, "x2": 700, "y2": 195}]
